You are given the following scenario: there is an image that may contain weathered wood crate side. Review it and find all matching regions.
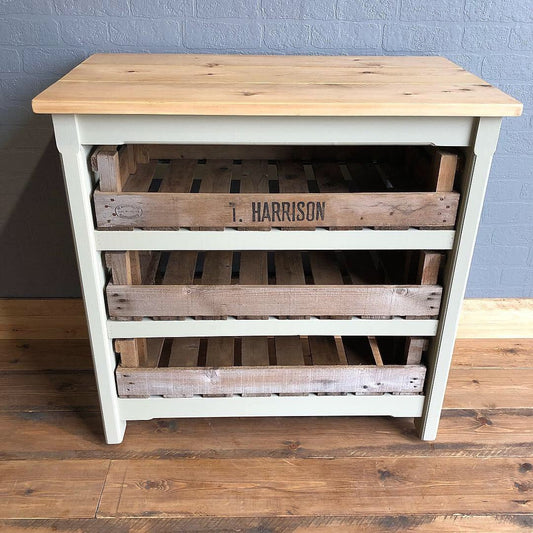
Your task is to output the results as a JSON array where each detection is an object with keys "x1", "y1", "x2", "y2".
[
  {"x1": 94, "y1": 191, "x2": 459, "y2": 229},
  {"x1": 106, "y1": 284, "x2": 442, "y2": 319},
  {"x1": 116, "y1": 364, "x2": 427, "y2": 397}
]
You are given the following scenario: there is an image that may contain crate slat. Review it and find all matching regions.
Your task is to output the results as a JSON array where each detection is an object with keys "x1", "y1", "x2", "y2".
[
  {"x1": 164, "y1": 251, "x2": 198, "y2": 285},
  {"x1": 94, "y1": 191, "x2": 459, "y2": 229},
  {"x1": 168, "y1": 337, "x2": 200, "y2": 367},
  {"x1": 239, "y1": 251, "x2": 268, "y2": 319},
  {"x1": 107, "y1": 284, "x2": 442, "y2": 318},
  {"x1": 309, "y1": 336, "x2": 342, "y2": 365},
  {"x1": 122, "y1": 161, "x2": 157, "y2": 192},
  {"x1": 275, "y1": 251, "x2": 307, "y2": 319},
  {"x1": 241, "y1": 337, "x2": 269, "y2": 366},
  {"x1": 309, "y1": 251, "x2": 344, "y2": 285},
  {"x1": 404, "y1": 250, "x2": 443, "y2": 364},
  {"x1": 116, "y1": 362, "x2": 426, "y2": 397},
  {"x1": 197, "y1": 159, "x2": 233, "y2": 231},
  {"x1": 277, "y1": 161, "x2": 308, "y2": 193},
  {"x1": 115, "y1": 338, "x2": 147, "y2": 367},
  {"x1": 368, "y1": 336, "x2": 384, "y2": 366},
  {"x1": 275, "y1": 336, "x2": 305, "y2": 366},
  {"x1": 313, "y1": 162, "x2": 350, "y2": 193},
  {"x1": 158, "y1": 159, "x2": 196, "y2": 193},
  {"x1": 239, "y1": 160, "x2": 269, "y2": 193}
]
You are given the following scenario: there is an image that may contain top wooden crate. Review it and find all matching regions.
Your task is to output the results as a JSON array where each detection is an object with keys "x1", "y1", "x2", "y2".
[{"x1": 93, "y1": 144, "x2": 460, "y2": 230}]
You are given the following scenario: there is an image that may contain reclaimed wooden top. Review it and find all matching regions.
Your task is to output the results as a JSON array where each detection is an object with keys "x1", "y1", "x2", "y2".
[{"x1": 32, "y1": 54, "x2": 522, "y2": 117}]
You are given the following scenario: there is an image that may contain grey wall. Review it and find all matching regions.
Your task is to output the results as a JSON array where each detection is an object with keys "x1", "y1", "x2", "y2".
[{"x1": 0, "y1": 0, "x2": 531, "y2": 297}]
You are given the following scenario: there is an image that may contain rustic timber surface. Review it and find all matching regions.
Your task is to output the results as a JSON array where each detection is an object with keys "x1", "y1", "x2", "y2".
[
  {"x1": 32, "y1": 54, "x2": 522, "y2": 116},
  {"x1": 0, "y1": 333, "x2": 532, "y2": 529}
]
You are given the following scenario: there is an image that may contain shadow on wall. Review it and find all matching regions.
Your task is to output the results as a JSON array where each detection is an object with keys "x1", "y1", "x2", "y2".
[{"x1": 0, "y1": 123, "x2": 80, "y2": 297}]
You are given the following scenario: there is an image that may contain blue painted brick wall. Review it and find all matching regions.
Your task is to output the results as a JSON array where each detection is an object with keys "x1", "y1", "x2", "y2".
[{"x1": 0, "y1": 0, "x2": 531, "y2": 297}]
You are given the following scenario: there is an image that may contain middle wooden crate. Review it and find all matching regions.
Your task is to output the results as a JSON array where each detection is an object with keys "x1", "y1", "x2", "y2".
[{"x1": 105, "y1": 249, "x2": 443, "y2": 320}]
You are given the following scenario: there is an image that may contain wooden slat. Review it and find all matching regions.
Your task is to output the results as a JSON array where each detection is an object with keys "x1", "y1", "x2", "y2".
[
  {"x1": 275, "y1": 251, "x2": 307, "y2": 319},
  {"x1": 146, "y1": 338, "x2": 165, "y2": 368},
  {"x1": 122, "y1": 161, "x2": 157, "y2": 192},
  {"x1": 238, "y1": 159, "x2": 270, "y2": 232},
  {"x1": 96, "y1": 146, "x2": 123, "y2": 192},
  {"x1": 158, "y1": 159, "x2": 196, "y2": 193},
  {"x1": 197, "y1": 159, "x2": 232, "y2": 193},
  {"x1": 343, "y1": 337, "x2": 374, "y2": 365},
  {"x1": 106, "y1": 250, "x2": 147, "y2": 361},
  {"x1": 241, "y1": 337, "x2": 269, "y2": 366},
  {"x1": 405, "y1": 337, "x2": 428, "y2": 365},
  {"x1": 94, "y1": 190, "x2": 460, "y2": 229},
  {"x1": 205, "y1": 337, "x2": 234, "y2": 367},
  {"x1": 368, "y1": 337, "x2": 384, "y2": 366},
  {"x1": 405, "y1": 251, "x2": 443, "y2": 363},
  {"x1": 106, "y1": 284, "x2": 443, "y2": 318},
  {"x1": 239, "y1": 251, "x2": 268, "y2": 319},
  {"x1": 105, "y1": 252, "x2": 142, "y2": 285},
  {"x1": 418, "y1": 251, "x2": 442, "y2": 285},
  {"x1": 201, "y1": 251, "x2": 233, "y2": 319},
  {"x1": 239, "y1": 251, "x2": 268, "y2": 285},
  {"x1": 277, "y1": 161, "x2": 308, "y2": 193},
  {"x1": 139, "y1": 251, "x2": 160, "y2": 286},
  {"x1": 309, "y1": 336, "x2": 341, "y2": 365},
  {"x1": 309, "y1": 251, "x2": 345, "y2": 319},
  {"x1": 116, "y1": 363, "x2": 426, "y2": 397},
  {"x1": 201, "y1": 251, "x2": 233, "y2": 285},
  {"x1": 117, "y1": 338, "x2": 163, "y2": 370},
  {"x1": 274, "y1": 336, "x2": 305, "y2": 366},
  {"x1": 168, "y1": 338, "x2": 200, "y2": 367},
  {"x1": 115, "y1": 338, "x2": 146, "y2": 367},
  {"x1": 431, "y1": 150, "x2": 458, "y2": 192},
  {"x1": 134, "y1": 144, "x2": 150, "y2": 164},
  {"x1": 197, "y1": 159, "x2": 233, "y2": 230},
  {"x1": 146, "y1": 144, "x2": 391, "y2": 162},
  {"x1": 313, "y1": 162, "x2": 349, "y2": 192},
  {"x1": 274, "y1": 251, "x2": 305, "y2": 285},
  {"x1": 163, "y1": 252, "x2": 197, "y2": 285},
  {"x1": 309, "y1": 252, "x2": 344, "y2": 285},
  {"x1": 160, "y1": 252, "x2": 197, "y2": 320},
  {"x1": 239, "y1": 160, "x2": 269, "y2": 192},
  {"x1": 334, "y1": 336, "x2": 349, "y2": 365},
  {"x1": 314, "y1": 162, "x2": 353, "y2": 230}
]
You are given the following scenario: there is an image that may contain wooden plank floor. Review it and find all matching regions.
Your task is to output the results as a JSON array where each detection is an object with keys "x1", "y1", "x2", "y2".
[{"x1": 0, "y1": 337, "x2": 531, "y2": 531}]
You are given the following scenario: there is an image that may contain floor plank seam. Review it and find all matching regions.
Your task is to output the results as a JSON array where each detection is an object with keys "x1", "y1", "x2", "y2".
[{"x1": 94, "y1": 460, "x2": 113, "y2": 519}]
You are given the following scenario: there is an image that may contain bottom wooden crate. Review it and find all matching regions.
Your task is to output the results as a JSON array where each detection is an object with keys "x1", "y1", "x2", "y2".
[{"x1": 116, "y1": 336, "x2": 427, "y2": 398}]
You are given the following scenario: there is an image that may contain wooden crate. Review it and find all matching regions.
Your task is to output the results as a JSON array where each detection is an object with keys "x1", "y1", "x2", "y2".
[
  {"x1": 92, "y1": 144, "x2": 460, "y2": 230},
  {"x1": 105, "y1": 249, "x2": 443, "y2": 320},
  {"x1": 115, "y1": 335, "x2": 427, "y2": 398}
]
